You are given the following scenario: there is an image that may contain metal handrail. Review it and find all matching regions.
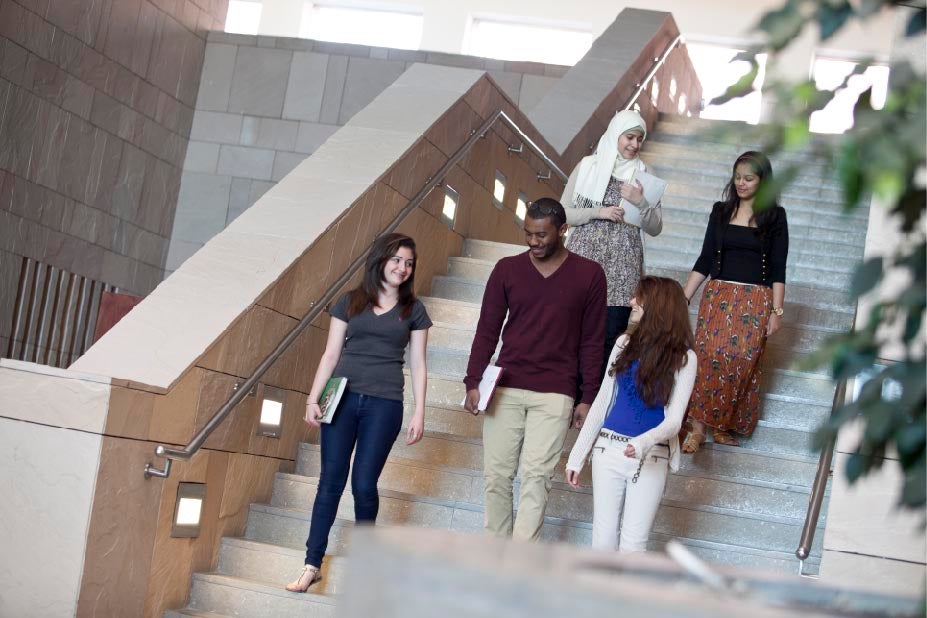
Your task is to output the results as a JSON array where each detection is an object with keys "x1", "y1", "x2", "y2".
[
  {"x1": 795, "y1": 315, "x2": 857, "y2": 574},
  {"x1": 144, "y1": 109, "x2": 565, "y2": 479},
  {"x1": 623, "y1": 34, "x2": 685, "y2": 111}
]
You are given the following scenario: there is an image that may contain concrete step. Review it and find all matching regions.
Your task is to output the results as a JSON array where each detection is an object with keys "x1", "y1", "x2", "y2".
[
  {"x1": 644, "y1": 139, "x2": 832, "y2": 173},
  {"x1": 646, "y1": 254, "x2": 853, "y2": 291},
  {"x1": 658, "y1": 203, "x2": 868, "y2": 247},
  {"x1": 186, "y1": 572, "x2": 336, "y2": 618},
  {"x1": 646, "y1": 150, "x2": 838, "y2": 187},
  {"x1": 660, "y1": 219, "x2": 865, "y2": 260},
  {"x1": 646, "y1": 232, "x2": 863, "y2": 273},
  {"x1": 432, "y1": 268, "x2": 853, "y2": 332},
  {"x1": 430, "y1": 274, "x2": 855, "y2": 327},
  {"x1": 217, "y1": 538, "x2": 350, "y2": 595},
  {"x1": 424, "y1": 315, "x2": 841, "y2": 367},
  {"x1": 294, "y1": 442, "x2": 825, "y2": 524},
  {"x1": 164, "y1": 610, "x2": 234, "y2": 618},
  {"x1": 437, "y1": 254, "x2": 857, "y2": 315},
  {"x1": 414, "y1": 349, "x2": 834, "y2": 406},
  {"x1": 269, "y1": 474, "x2": 823, "y2": 561},
  {"x1": 656, "y1": 168, "x2": 849, "y2": 207}
]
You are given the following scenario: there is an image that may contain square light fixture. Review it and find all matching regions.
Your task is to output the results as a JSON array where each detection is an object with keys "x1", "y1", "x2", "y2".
[
  {"x1": 515, "y1": 192, "x2": 529, "y2": 223},
  {"x1": 171, "y1": 482, "x2": 206, "y2": 538},
  {"x1": 493, "y1": 171, "x2": 506, "y2": 209},
  {"x1": 259, "y1": 385, "x2": 286, "y2": 438},
  {"x1": 442, "y1": 185, "x2": 459, "y2": 227}
]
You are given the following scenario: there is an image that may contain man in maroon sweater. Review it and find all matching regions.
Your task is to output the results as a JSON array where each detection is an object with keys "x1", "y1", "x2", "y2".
[{"x1": 464, "y1": 198, "x2": 607, "y2": 541}]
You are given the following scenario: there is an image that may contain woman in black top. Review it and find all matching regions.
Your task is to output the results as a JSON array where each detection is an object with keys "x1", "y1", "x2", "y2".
[
  {"x1": 680, "y1": 151, "x2": 789, "y2": 453},
  {"x1": 286, "y1": 233, "x2": 431, "y2": 592}
]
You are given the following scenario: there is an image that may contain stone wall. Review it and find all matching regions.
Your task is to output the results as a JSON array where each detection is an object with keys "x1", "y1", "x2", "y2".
[
  {"x1": 165, "y1": 31, "x2": 568, "y2": 274},
  {"x1": 0, "y1": 0, "x2": 229, "y2": 358}
]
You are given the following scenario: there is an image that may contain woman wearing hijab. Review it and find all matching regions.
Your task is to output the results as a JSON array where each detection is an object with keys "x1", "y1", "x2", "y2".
[{"x1": 561, "y1": 109, "x2": 664, "y2": 376}]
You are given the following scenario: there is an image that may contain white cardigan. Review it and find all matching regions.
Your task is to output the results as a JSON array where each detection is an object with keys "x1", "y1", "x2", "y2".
[{"x1": 566, "y1": 335, "x2": 697, "y2": 474}]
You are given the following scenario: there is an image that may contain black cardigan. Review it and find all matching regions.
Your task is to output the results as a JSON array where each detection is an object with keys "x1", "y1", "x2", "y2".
[{"x1": 692, "y1": 202, "x2": 789, "y2": 286}]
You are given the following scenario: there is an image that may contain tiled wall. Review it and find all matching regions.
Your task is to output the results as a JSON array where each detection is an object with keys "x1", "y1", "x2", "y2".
[
  {"x1": 166, "y1": 31, "x2": 569, "y2": 274},
  {"x1": 0, "y1": 0, "x2": 229, "y2": 358}
]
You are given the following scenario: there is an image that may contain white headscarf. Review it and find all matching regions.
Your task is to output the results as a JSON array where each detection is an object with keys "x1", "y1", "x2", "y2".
[{"x1": 573, "y1": 110, "x2": 648, "y2": 207}]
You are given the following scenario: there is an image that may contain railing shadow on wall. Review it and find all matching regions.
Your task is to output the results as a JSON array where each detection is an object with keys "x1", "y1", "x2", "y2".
[{"x1": 62, "y1": 11, "x2": 703, "y2": 616}]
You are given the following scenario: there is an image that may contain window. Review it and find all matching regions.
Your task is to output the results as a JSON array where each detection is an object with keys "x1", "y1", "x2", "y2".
[
  {"x1": 225, "y1": 0, "x2": 262, "y2": 35},
  {"x1": 686, "y1": 41, "x2": 767, "y2": 124},
  {"x1": 300, "y1": 4, "x2": 423, "y2": 50},
  {"x1": 467, "y1": 18, "x2": 593, "y2": 66},
  {"x1": 809, "y1": 56, "x2": 889, "y2": 134}
]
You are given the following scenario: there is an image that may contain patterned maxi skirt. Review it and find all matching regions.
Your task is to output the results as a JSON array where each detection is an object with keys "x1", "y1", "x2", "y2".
[{"x1": 686, "y1": 279, "x2": 771, "y2": 436}]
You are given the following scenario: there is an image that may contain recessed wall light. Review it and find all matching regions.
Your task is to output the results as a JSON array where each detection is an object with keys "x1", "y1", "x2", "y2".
[
  {"x1": 259, "y1": 385, "x2": 286, "y2": 438},
  {"x1": 171, "y1": 482, "x2": 206, "y2": 538}
]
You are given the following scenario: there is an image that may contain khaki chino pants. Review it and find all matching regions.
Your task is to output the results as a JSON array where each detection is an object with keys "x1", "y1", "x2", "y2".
[{"x1": 482, "y1": 387, "x2": 574, "y2": 541}]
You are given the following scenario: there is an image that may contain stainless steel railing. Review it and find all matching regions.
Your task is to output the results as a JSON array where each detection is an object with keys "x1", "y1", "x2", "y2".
[
  {"x1": 144, "y1": 109, "x2": 566, "y2": 478},
  {"x1": 623, "y1": 34, "x2": 685, "y2": 111},
  {"x1": 795, "y1": 314, "x2": 857, "y2": 575}
]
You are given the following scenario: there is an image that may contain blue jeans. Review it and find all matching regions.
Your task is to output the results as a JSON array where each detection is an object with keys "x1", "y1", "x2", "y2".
[{"x1": 304, "y1": 390, "x2": 403, "y2": 567}]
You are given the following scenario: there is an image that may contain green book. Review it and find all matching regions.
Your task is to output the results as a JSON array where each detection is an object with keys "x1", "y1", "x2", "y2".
[{"x1": 318, "y1": 377, "x2": 348, "y2": 424}]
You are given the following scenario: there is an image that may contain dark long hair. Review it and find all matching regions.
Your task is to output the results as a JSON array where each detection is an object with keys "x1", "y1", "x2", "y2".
[
  {"x1": 719, "y1": 151, "x2": 784, "y2": 239},
  {"x1": 346, "y1": 233, "x2": 418, "y2": 319},
  {"x1": 609, "y1": 276, "x2": 694, "y2": 407}
]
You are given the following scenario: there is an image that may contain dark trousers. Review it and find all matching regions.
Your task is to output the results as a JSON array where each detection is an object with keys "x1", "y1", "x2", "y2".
[
  {"x1": 603, "y1": 306, "x2": 632, "y2": 377},
  {"x1": 577, "y1": 306, "x2": 632, "y2": 403},
  {"x1": 304, "y1": 390, "x2": 403, "y2": 567}
]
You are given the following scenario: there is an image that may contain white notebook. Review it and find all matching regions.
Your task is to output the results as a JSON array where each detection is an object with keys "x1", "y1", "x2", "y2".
[
  {"x1": 462, "y1": 365, "x2": 504, "y2": 412},
  {"x1": 620, "y1": 168, "x2": 667, "y2": 228}
]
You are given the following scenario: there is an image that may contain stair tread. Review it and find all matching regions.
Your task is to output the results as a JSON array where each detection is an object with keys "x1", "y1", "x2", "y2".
[
  {"x1": 297, "y1": 441, "x2": 827, "y2": 497},
  {"x1": 276, "y1": 467, "x2": 824, "y2": 527},
  {"x1": 192, "y1": 572, "x2": 337, "y2": 604}
]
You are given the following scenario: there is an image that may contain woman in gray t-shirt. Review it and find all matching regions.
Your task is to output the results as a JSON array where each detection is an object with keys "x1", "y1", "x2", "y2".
[{"x1": 287, "y1": 233, "x2": 432, "y2": 593}]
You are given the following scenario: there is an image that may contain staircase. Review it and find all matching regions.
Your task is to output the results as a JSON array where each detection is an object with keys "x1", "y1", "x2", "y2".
[{"x1": 165, "y1": 115, "x2": 863, "y2": 617}]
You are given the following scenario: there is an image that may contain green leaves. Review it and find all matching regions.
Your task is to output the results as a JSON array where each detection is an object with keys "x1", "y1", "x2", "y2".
[
  {"x1": 905, "y1": 7, "x2": 926, "y2": 36},
  {"x1": 851, "y1": 257, "x2": 884, "y2": 298},
  {"x1": 757, "y1": 0, "x2": 806, "y2": 50},
  {"x1": 816, "y1": 0, "x2": 854, "y2": 40}
]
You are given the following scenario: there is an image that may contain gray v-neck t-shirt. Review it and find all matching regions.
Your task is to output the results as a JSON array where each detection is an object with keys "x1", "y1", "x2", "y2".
[{"x1": 330, "y1": 292, "x2": 432, "y2": 401}]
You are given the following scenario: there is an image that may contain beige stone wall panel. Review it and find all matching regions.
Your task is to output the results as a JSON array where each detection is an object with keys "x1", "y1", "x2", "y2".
[
  {"x1": 257, "y1": 228, "x2": 337, "y2": 319},
  {"x1": 147, "y1": 366, "x2": 204, "y2": 445},
  {"x1": 197, "y1": 304, "x2": 296, "y2": 378},
  {"x1": 382, "y1": 138, "x2": 449, "y2": 201},
  {"x1": 76, "y1": 437, "x2": 162, "y2": 618},
  {"x1": 105, "y1": 383, "x2": 156, "y2": 439},
  {"x1": 195, "y1": 370, "x2": 255, "y2": 452},
  {"x1": 423, "y1": 98, "x2": 483, "y2": 158}
]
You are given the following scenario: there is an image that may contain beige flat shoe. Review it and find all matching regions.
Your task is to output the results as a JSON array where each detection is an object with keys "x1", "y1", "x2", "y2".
[
  {"x1": 681, "y1": 430, "x2": 705, "y2": 454},
  {"x1": 285, "y1": 564, "x2": 321, "y2": 592},
  {"x1": 712, "y1": 429, "x2": 740, "y2": 447}
]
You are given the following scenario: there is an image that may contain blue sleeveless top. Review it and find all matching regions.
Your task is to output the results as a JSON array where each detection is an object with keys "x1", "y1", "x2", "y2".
[{"x1": 602, "y1": 361, "x2": 665, "y2": 437}]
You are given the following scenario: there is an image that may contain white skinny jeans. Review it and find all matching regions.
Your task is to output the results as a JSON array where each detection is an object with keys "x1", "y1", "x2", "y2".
[{"x1": 590, "y1": 432, "x2": 669, "y2": 553}]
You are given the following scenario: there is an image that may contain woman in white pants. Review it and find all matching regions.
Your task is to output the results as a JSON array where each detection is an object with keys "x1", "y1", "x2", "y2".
[{"x1": 566, "y1": 276, "x2": 697, "y2": 552}]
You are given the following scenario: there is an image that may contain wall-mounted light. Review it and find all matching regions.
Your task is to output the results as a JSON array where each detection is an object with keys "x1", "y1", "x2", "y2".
[
  {"x1": 493, "y1": 171, "x2": 506, "y2": 209},
  {"x1": 171, "y1": 482, "x2": 206, "y2": 538},
  {"x1": 442, "y1": 185, "x2": 459, "y2": 227},
  {"x1": 515, "y1": 192, "x2": 529, "y2": 223},
  {"x1": 259, "y1": 385, "x2": 286, "y2": 438},
  {"x1": 651, "y1": 79, "x2": 660, "y2": 104}
]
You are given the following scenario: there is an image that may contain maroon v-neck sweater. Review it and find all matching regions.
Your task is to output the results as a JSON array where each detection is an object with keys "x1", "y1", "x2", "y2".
[{"x1": 465, "y1": 251, "x2": 607, "y2": 404}]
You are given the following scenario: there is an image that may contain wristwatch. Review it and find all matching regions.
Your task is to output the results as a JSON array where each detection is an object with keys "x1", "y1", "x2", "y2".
[{"x1": 771, "y1": 306, "x2": 784, "y2": 317}]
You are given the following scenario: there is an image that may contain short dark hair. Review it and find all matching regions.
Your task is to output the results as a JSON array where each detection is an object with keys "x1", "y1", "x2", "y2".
[{"x1": 527, "y1": 197, "x2": 566, "y2": 228}]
